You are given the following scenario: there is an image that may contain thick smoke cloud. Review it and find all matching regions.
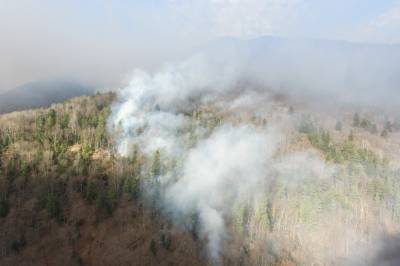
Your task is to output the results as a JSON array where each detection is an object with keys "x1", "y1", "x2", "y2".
[
  {"x1": 107, "y1": 51, "x2": 269, "y2": 259},
  {"x1": 107, "y1": 38, "x2": 400, "y2": 260},
  {"x1": 107, "y1": 48, "x2": 344, "y2": 260}
]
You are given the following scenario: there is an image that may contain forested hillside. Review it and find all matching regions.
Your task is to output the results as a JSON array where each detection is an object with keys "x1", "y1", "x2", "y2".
[
  {"x1": 1, "y1": 92, "x2": 400, "y2": 265},
  {"x1": 0, "y1": 93, "x2": 204, "y2": 266}
]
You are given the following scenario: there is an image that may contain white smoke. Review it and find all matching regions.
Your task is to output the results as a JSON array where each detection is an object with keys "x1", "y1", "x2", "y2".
[
  {"x1": 166, "y1": 125, "x2": 275, "y2": 259},
  {"x1": 107, "y1": 51, "x2": 278, "y2": 260},
  {"x1": 108, "y1": 51, "x2": 244, "y2": 156},
  {"x1": 107, "y1": 49, "x2": 337, "y2": 261}
]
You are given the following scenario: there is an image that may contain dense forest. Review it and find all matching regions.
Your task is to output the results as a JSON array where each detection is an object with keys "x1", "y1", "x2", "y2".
[{"x1": 1, "y1": 92, "x2": 400, "y2": 265}]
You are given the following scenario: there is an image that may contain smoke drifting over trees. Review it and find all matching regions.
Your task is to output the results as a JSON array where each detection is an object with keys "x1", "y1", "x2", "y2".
[
  {"x1": 2, "y1": 1, "x2": 400, "y2": 265},
  {"x1": 107, "y1": 40, "x2": 400, "y2": 262}
]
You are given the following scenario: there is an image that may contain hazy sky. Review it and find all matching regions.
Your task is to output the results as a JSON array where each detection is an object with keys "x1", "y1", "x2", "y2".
[{"x1": 1, "y1": 0, "x2": 399, "y2": 90}]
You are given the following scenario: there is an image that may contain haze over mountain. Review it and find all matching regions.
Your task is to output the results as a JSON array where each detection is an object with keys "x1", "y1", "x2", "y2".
[
  {"x1": 1, "y1": 35, "x2": 398, "y2": 114},
  {"x1": 180, "y1": 35, "x2": 400, "y2": 111},
  {"x1": 1, "y1": 1, "x2": 399, "y2": 91},
  {"x1": 0, "y1": 80, "x2": 93, "y2": 114}
]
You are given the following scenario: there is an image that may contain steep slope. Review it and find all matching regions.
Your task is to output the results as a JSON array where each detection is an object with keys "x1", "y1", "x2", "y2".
[{"x1": 1, "y1": 91, "x2": 400, "y2": 265}]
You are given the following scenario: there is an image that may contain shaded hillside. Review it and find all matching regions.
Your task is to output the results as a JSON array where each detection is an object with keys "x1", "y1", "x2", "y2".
[{"x1": 0, "y1": 80, "x2": 93, "y2": 114}]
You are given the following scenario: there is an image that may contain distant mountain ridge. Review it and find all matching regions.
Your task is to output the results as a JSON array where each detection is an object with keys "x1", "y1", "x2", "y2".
[
  {"x1": 0, "y1": 80, "x2": 94, "y2": 114},
  {"x1": 205, "y1": 35, "x2": 400, "y2": 109}
]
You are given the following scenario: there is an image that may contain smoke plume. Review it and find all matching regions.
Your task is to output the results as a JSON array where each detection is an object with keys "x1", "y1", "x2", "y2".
[
  {"x1": 108, "y1": 40, "x2": 400, "y2": 262},
  {"x1": 107, "y1": 48, "x2": 277, "y2": 259},
  {"x1": 106, "y1": 46, "x2": 335, "y2": 261},
  {"x1": 165, "y1": 125, "x2": 274, "y2": 259}
]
